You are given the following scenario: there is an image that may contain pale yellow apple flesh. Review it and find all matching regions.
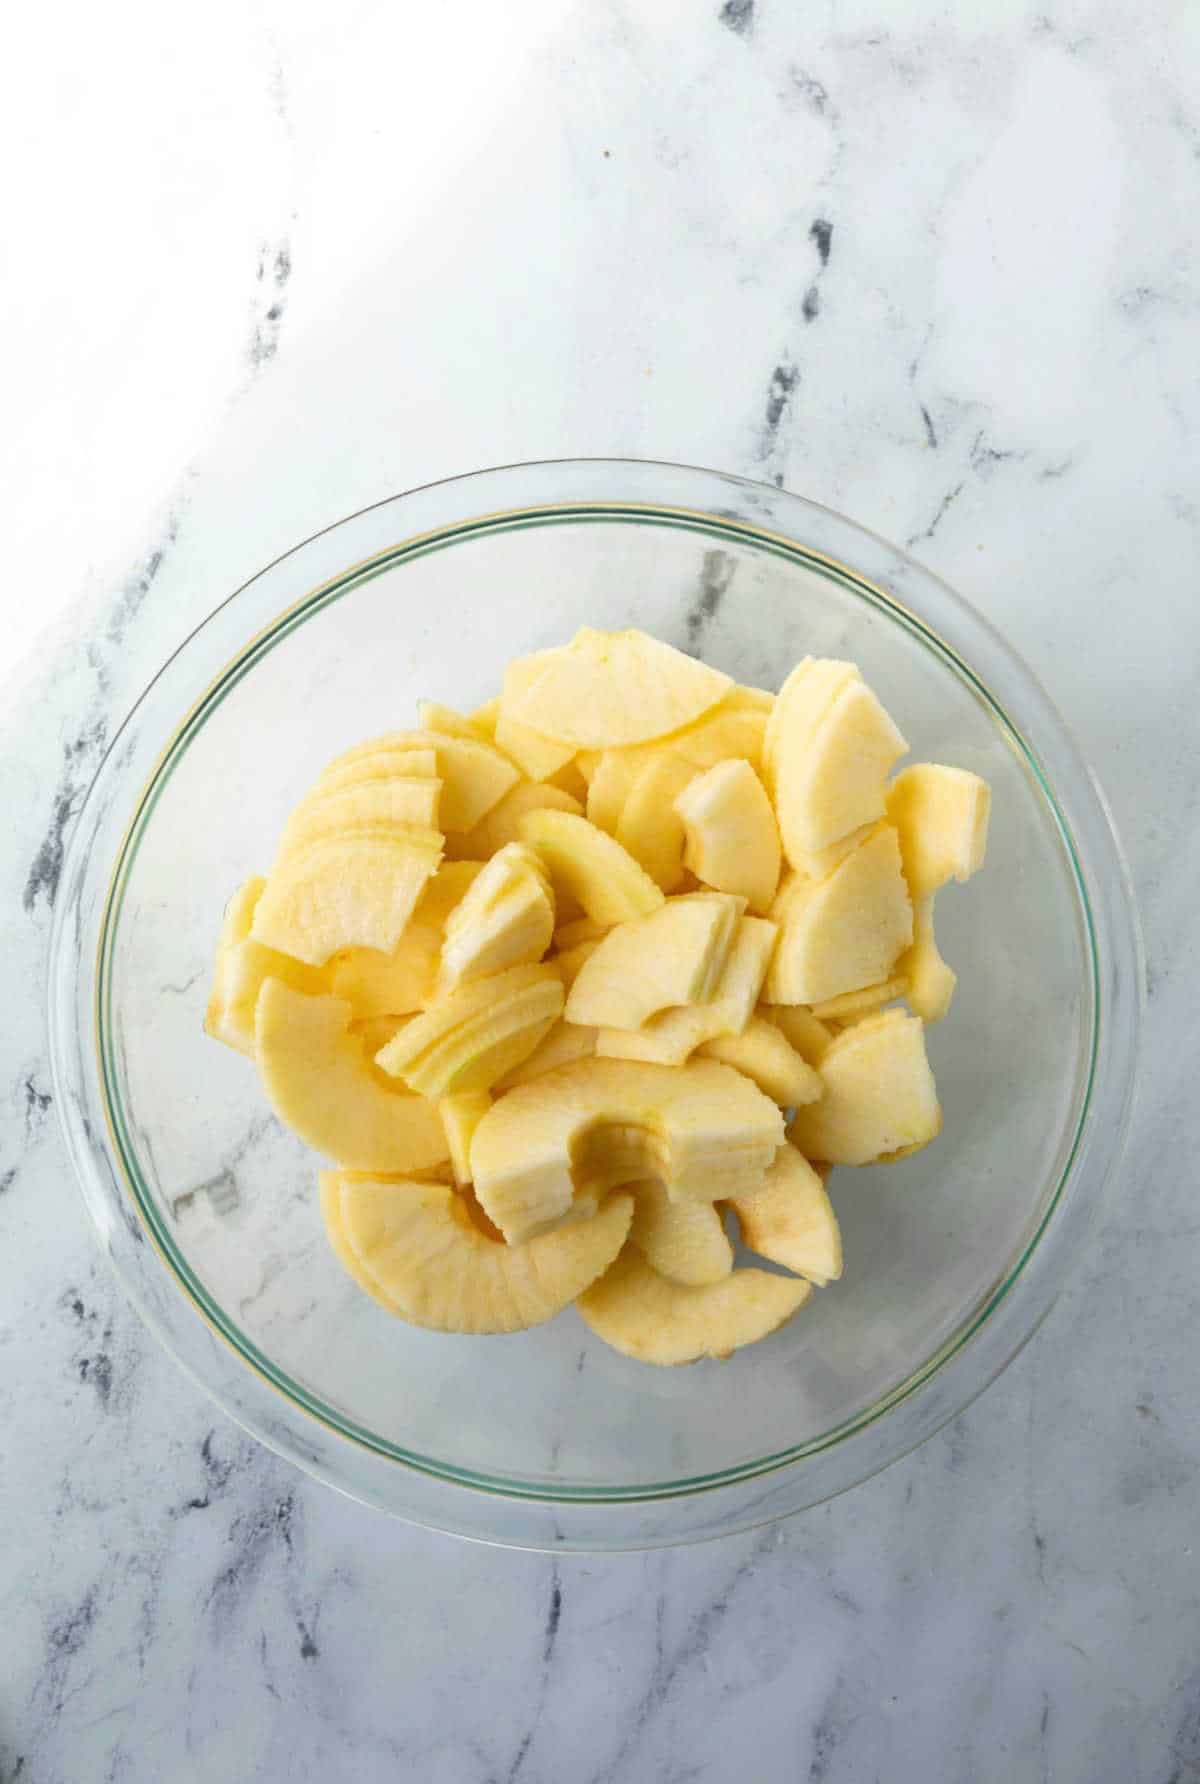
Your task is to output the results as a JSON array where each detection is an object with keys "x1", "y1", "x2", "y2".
[
  {"x1": 577, "y1": 1247, "x2": 810, "y2": 1365},
  {"x1": 729, "y1": 1143, "x2": 842, "y2": 1284}
]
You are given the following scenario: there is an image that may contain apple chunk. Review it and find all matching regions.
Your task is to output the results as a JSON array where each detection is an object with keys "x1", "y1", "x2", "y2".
[
  {"x1": 765, "y1": 825, "x2": 912, "y2": 1006},
  {"x1": 788, "y1": 1008, "x2": 941, "y2": 1165},
  {"x1": 768, "y1": 659, "x2": 908, "y2": 859},
  {"x1": 437, "y1": 842, "x2": 555, "y2": 990},
  {"x1": 564, "y1": 894, "x2": 743, "y2": 1030},
  {"x1": 628, "y1": 1182, "x2": 733, "y2": 1286},
  {"x1": 729, "y1": 1143, "x2": 842, "y2": 1284},
  {"x1": 674, "y1": 757, "x2": 781, "y2": 914}
]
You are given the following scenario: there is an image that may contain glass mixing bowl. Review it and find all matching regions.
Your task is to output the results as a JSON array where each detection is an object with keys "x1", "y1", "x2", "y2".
[{"x1": 49, "y1": 459, "x2": 1142, "y2": 1549}]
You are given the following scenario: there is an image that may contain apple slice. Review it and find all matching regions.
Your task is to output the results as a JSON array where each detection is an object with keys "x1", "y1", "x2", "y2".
[
  {"x1": 577, "y1": 1248, "x2": 810, "y2": 1365},
  {"x1": 765, "y1": 825, "x2": 912, "y2": 1005},
  {"x1": 318, "y1": 746, "x2": 439, "y2": 795},
  {"x1": 205, "y1": 877, "x2": 325, "y2": 1056},
  {"x1": 553, "y1": 936, "x2": 603, "y2": 990},
  {"x1": 278, "y1": 776, "x2": 442, "y2": 858},
  {"x1": 698, "y1": 1017, "x2": 822, "y2": 1108},
  {"x1": 375, "y1": 961, "x2": 564, "y2": 1096},
  {"x1": 886, "y1": 763, "x2": 991, "y2": 899},
  {"x1": 553, "y1": 916, "x2": 610, "y2": 951},
  {"x1": 585, "y1": 749, "x2": 640, "y2": 835},
  {"x1": 674, "y1": 757, "x2": 781, "y2": 914},
  {"x1": 492, "y1": 1018, "x2": 597, "y2": 1091},
  {"x1": 810, "y1": 975, "x2": 907, "y2": 1022},
  {"x1": 896, "y1": 896, "x2": 957, "y2": 1023},
  {"x1": 763, "y1": 1002, "x2": 835, "y2": 1066},
  {"x1": 256, "y1": 980, "x2": 448, "y2": 1171},
  {"x1": 416, "y1": 700, "x2": 491, "y2": 743},
  {"x1": 768, "y1": 659, "x2": 908, "y2": 858},
  {"x1": 518, "y1": 809, "x2": 665, "y2": 925},
  {"x1": 586, "y1": 701, "x2": 769, "y2": 842},
  {"x1": 251, "y1": 827, "x2": 443, "y2": 966},
  {"x1": 329, "y1": 860, "x2": 484, "y2": 1017},
  {"x1": 470, "y1": 697, "x2": 501, "y2": 738},
  {"x1": 438, "y1": 1090, "x2": 492, "y2": 1186},
  {"x1": 447, "y1": 779, "x2": 583, "y2": 861},
  {"x1": 495, "y1": 652, "x2": 579, "y2": 780},
  {"x1": 506, "y1": 627, "x2": 732, "y2": 748},
  {"x1": 614, "y1": 753, "x2": 696, "y2": 890},
  {"x1": 729, "y1": 1143, "x2": 842, "y2": 1284},
  {"x1": 564, "y1": 894, "x2": 743, "y2": 1030},
  {"x1": 438, "y1": 842, "x2": 555, "y2": 991},
  {"x1": 322, "y1": 730, "x2": 518, "y2": 832},
  {"x1": 788, "y1": 1008, "x2": 941, "y2": 1165},
  {"x1": 327, "y1": 1171, "x2": 633, "y2": 1333},
  {"x1": 628, "y1": 1182, "x2": 733, "y2": 1286},
  {"x1": 471, "y1": 1056, "x2": 784, "y2": 1243},
  {"x1": 596, "y1": 915, "x2": 777, "y2": 1066}
]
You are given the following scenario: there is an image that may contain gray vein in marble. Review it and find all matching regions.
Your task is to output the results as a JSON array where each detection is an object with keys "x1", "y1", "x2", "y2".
[
  {"x1": 248, "y1": 241, "x2": 292, "y2": 371},
  {"x1": 685, "y1": 548, "x2": 735, "y2": 653},
  {"x1": 905, "y1": 480, "x2": 965, "y2": 548},
  {"x1": 717, "y1": 0, "x2": 754, "y2": 41}
]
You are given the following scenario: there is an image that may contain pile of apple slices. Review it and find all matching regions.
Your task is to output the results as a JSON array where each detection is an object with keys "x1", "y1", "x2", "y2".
[{"x1": 206, "y1": 628, "x2": 989, "y2": 1366}]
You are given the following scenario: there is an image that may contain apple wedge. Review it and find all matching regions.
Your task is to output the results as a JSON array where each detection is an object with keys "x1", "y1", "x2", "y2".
[
  {"x1": 471, "y1": 1056, "x2": 784, "y2": 1244},
  {"x1": 763, "y1": 1002, "x2": 835, "y2": 1066},
  {"x1": 322, "y1": 730, "x2": 518, "y2": 832},
  {"x1": 375, "y1": 961, "x2": 564, "y2": 1097},
  {"x1": 577, "y1": 1248, "x2": 810, "y2": 1365},
  {"x1": 326, "y1": 1171, "x2": 633, "y2": 1333},
  {"x1": 492, "y1": 1018, "x2": 597, "y2": 1091},
  {"x1": 596, "y1": 914, "x2": 777, "y2": 1066},
  {"x1": 205, "y1": 877, "x2": 327, "y2": 1055},
  {"x1": 615, "y1": 753, "x2": 696, "y2": 890},
  {"x1": 628, "y1": 1181, "x2": 733, "y2": 1286},
  {"x1": 256, "y1": 980, "x2": 448, "y2": 1171},
  {"x1": 438, "y1": 1090, "x2": 492, "y2": 1186},
  {"x1": 729, "y1": 1144, "x2": 842, "y2": 1284},
  {"x1": 674, "y1": 757, "x2": 781, "y2": 914},
  {"x1": 518, "y1": 809, "x2": 665, "y2": 925},
  {"x1": 765, "y1": 825, "x2": 912, "y2": 1005},
  {"x1": 506, "y1": 627, "x2": 732, "y2": 748},
  {"x1": 251, "y1": 827, "x2": 444, "y2": 966},
  {"x1": 767, "y1": 659, "x2": 908, "y2": 859},
  {"x1": 788, "y1": 1008, "x2": 941, "y2": 1165},
  {"x1": 416, "y1": 700, "x2": 491, "y2": 743},
  {"x1": 564, "y1": 894, "x2": 743, "y2": 1030},
  {"x1": 896, "y1": 896, "x2": 957, "y2": 1024},
  {"x1": 318, "y1": 746, "x2": 439, "y2": 794},
  {"x1": 698, "y1": 1017, "x2": 822, "y2": 1108},
  {"x1": 437, "y1": 842, "x2": 555, "y2": 991},
  {"x1": 886, "y1": 763, "x2": 991, "y2": 899}
]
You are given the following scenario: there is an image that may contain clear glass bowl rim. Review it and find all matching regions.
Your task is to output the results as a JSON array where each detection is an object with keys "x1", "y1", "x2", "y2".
[{"x1": 49, "y1": 457, "x2": 1144, "y2": 1550}]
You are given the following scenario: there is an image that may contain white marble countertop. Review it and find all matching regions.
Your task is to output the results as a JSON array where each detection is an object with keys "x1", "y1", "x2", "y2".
[{"x1": 3, "y1": 2, "x2": 1197, "y2": 1778}]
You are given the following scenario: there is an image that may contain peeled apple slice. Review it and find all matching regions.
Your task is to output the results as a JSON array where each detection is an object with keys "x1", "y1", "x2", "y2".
[
  {"x1": 495, "y1": 652, "x2": 579, "y2": 781},
  {"x1": 256, "y1": 980, "x2": 448, "y2": 1172},
  {"x1": 596, "y1": 915, "x2": 777, "y2": 1066},
  {"x1": 577, "y1": 1248, "x2": 810, "y2": 1365},
  {"x1": 277, "y1": 777, "x2": 442, "y2": 858},
  {"x1": 470, "y1": 1057, "x2": 784, "y2": 1244},
  {"x1": 329, "y1": 860, "x2": 484, "y2": 1017},
  {"x1": 492, "y1": 1018, "x2": 597, "y2": 1091},
  {"x1": 318, "y1": 746, "x2": 439, "y2": 794},
  {"x1": 327, "y1": 1171, "x2": 633, "y2": 1333},
  {"x1": 376, "y1": 962, "x2": 564, "y2": 1097},
  {"x1": 251, "y1": 828, "x2": 443, "y2": 966},
  {"x1": 698, "y1": 1017, "x2": 822, "y2": 1108},
  {"x1": 811, "y1": 976, "x2": 907, "y2": 1023},
  {"x1": 763, "y1": 1002, "x2": 835, "y2": 1066},
  {"x1": 507, "y1": 628, "x2": 732, "y2": 748},
  {"x1": 674, "y1": 757, "x2": 781, "y2": 914},
  {"x1": 438, "y1": 1090, "x2": 492, "y2": 1186},
  {"x1": 788, "y1": 1008, "x2": 941, "y2": 1165},
  {"x1": 765, "y1": 825, "x2": 912, "y2": 1006},
  {"x1": 205, "y1": 878, "x2": 327, "y2": 1056},
  {"x1": 729, "y1": 1144, "x2": 842, "y2": 1284},
  {"x1": 614, "y1": 753, "x2": 695, "y2": 890},
  {"x1": 447, "y1": 780, "x2": 583, "y2": 861},
  {"x1": 564, "y1": 895, "x2": 743, "y2": 1030},
  {"x1": 518, "y1": 810, "x2": 665, "y2": 925},
  {"x1": 628, "y1": 1181, "x2": 733, "y2": 1286},
  {"x1": 417, "y1": 700, "x2": 491, "y2": 743},
  {"x1": 768, "y1": 659, "x2": 908, "y2": 859},
  {"x1": 886, "y1": 764, "x2": 991, "y2": 899},
  {"x1": 322, "y1": 731, "x2": 518, "y2": 832},
  {"x1": 438, "y1": 843, "x2": 555, "y2": 990},
  {"x1": 586, "y1": 703, "x2": 769, "y2": 840},
  {"x1": 896, "y1": 897, "x2": 957, "y2": 1024}
]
